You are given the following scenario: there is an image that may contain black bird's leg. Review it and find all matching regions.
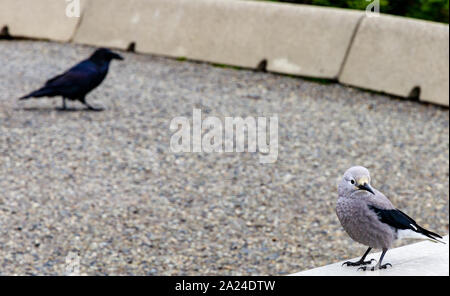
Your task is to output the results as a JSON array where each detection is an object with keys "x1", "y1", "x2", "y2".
[
  {"x1": 358, "y1": 248, "x2": 392, "y2": 271},
  {"x1": 79, "y1": 97, "x2": 103, "y2": 112},
  {"x1": 58, "y1": 97, "x2": 67, "y2": 110},
  {"x1": 342, "y1": 247, "x2": 376, "y2": 267}
]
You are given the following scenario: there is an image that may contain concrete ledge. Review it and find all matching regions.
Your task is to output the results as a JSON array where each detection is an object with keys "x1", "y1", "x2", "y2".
[
  {"x1": 73, "y1": 0, "x2": 362, "y2": 78},
  {"x1": 291, "y1": 236, "x2": 449, "y2": 276},
  {"x1": 0, "y1": 0, "x2": 85, "y2": 42},
  {"x1": 339, "y1": 15, "x2": 449, "y2": 106}
]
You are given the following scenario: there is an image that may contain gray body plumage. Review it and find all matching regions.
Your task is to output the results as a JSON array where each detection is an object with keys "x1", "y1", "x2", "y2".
[{"x1": 336, "y1": 188, "x2": 396, "y2": 249}]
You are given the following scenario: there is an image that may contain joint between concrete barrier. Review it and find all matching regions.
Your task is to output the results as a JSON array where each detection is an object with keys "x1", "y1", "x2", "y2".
[{"x1": 337, "y1": 14, "x2": 365, "y2": 80}]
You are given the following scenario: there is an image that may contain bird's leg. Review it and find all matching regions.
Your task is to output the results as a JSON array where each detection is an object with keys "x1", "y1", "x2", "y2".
[
  {"x1": 56, "y1": 97, "x2": 67, "y2": 111},
  {"x1": 358, "y1": 248, "x2": 392, "y2": 271},
  {"x1": 342, "y1": 247, "x2": 376, "y2": 267},
  {"x1": 79, "y1": 97, "x2": 103, "y2": 112}
]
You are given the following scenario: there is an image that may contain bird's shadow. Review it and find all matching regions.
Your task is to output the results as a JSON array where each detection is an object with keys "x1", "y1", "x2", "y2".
[{"x1": 16, "y1": 107, "x2": 104, "y2": 113}]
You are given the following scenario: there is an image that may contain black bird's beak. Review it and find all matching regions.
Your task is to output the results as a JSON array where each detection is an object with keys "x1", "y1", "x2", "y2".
[
  {"x1": 358, "y1": 183, "x2": 375, "y2": 195},
  {"x1": 112, "y1": 52, "x2": 124, "y2": 60}
]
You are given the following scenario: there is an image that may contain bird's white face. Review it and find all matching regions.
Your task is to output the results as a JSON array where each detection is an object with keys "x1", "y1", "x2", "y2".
[{"x1": 339, "y1": 166, "x2": 375, "y2": 196}]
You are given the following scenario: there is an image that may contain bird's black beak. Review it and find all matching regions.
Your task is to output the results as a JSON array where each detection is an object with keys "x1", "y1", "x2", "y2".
[
  {"x1": 111, "y1": 52, "x2": 124, "y2": 60},
  {"x1": 358, "y1": 183, "x2": 375, "y2": 195}
]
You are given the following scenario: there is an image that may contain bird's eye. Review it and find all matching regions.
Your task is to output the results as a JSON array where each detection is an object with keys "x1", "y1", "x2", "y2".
[{"x1": 350, "y1": 179, "x2": 355, "y2": 185}]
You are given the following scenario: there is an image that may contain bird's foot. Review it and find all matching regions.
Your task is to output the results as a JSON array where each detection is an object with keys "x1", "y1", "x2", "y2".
[
  {"x1": 358, "y1": 263, "x2": 392, "y2": 271},
  {"x1": 86, "y1": 106, "x2": 104, "y2": 112},
  {"x1": 342, "y1": 258, "x2": 376, "y2": 267},
  {"x1": 55, "y1": 107, "x2": 77, "y2": 112},
  {"x1": 379, "y1": 263, "x2": 392, "y2": 270},
  {"x1": 81, "y1": 100, "x2": 104, "y2": 112}
]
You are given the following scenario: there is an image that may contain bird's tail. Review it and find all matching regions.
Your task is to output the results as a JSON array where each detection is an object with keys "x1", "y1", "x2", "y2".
[
  {"x1": 417, "y1": 225, "x2": 446, "y2": 244},
  {"x1": 19, "y1": 87, "x2": 54, "y2": 100},
  {"x1": 399, "y1": 227, "x2": 446, "y2": 244},
  {"x1": 19, "y1": 94, "x2": 32, "y2": 100}
]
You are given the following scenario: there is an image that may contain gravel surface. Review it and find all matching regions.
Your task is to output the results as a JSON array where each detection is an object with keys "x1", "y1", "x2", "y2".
[{"x1": 0, "y1": 40, "x2": 448, "y2": 275}]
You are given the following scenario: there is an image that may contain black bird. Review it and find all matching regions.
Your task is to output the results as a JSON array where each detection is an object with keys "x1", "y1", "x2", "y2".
[{"x1": 19, "y1": 48, "x2": 124, "y2": 111}]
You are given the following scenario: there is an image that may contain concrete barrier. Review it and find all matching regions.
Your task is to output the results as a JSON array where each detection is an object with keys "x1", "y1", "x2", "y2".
[
  {"x1": 73, "y1": 0, "x2": 363, "y2": 79},
  {"x1": 339, "y1": 15, "x2": 449, "y2": 106},
  {"x1": 2, "y1": 0, "x2": 448, "y2": 106},
  {"x1": 291, "y1": 235, "x2": 449, "y2": 276},
  {"x1": 0, "y1": 0, "x2": 85, "y2": 42}
]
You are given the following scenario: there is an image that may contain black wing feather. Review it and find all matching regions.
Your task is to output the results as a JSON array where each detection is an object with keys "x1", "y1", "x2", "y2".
[
  {"x1": 19, "y1": 60, "x2": 103, "y2": 100},
  {"x1": 368, "y1": 206, "x2": 443, "y2": 241}
]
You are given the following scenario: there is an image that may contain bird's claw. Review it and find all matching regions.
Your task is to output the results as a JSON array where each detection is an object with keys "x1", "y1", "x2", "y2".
[
  {"x1": 342, "y1": 258, "x2": 376, "y2": 267},
  {"x1": 358, "y1": 263, "x2": 392, "y2": 271}
]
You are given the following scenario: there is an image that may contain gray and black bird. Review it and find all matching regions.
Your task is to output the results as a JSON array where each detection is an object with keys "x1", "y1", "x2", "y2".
[
  {"x1": 336, "y1": 166, "x2": 445, "y2": 271},
  {"x1": 19, "y1": 48, "x2": 123, "y2": 111}
]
